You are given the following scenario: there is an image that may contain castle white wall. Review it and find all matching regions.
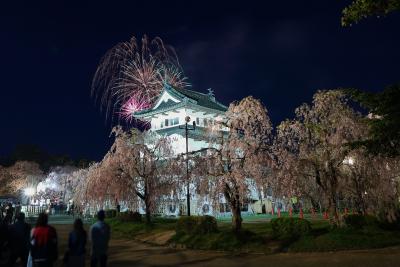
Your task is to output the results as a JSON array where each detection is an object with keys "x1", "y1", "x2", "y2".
[
  {"x1": 140, "y1": 102, "x2": 284, "y2": 217},
  {"x1": 149, "y1": 107, "x2": 225, "y2": 155}
]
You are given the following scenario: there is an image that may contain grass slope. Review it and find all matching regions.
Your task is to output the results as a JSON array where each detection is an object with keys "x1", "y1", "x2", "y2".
[{"x1": 107, "y1": 216, "x2": 400, "y2": 253}]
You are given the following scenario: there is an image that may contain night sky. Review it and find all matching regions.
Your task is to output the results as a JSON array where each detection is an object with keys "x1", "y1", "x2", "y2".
[{"x1": 1, "y1": 1, "x2": 399, "y2": 161}]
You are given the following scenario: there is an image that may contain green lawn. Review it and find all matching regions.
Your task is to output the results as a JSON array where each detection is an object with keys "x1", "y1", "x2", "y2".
[
  {"x1": 216, "y1": 212, "x2": 319, "y2": 222},
  {"x1": 106, "y1": 217, "x2": 177, "y2": 238},
  {"x1": 106, "y1": 215, "x2": 400, "y2": 253},
  {"x1": 289, "y1": 226, "x2": 400, "y2": 252}
]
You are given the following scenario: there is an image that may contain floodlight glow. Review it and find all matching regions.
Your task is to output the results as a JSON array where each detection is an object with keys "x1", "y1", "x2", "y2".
[
  {"x1": 24, "y1": 187, "x2": 35, "y2": 197},
  {"x1": 343, "y1": 156, "x2": 355, "y2": 166}
]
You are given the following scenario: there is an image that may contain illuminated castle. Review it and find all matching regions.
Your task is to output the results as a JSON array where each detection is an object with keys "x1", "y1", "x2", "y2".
[
  {"x1": 134, "y1": 84, "x2": 227, "y2": 155},
  {"x1": 133, "y1": 84, "x2": 282, "y2": 216}
]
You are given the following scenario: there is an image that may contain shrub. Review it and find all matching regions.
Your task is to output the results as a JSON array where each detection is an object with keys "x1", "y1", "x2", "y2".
[
  {"x1": 271, "y1": 217, "x2": 311, "y2": 240},
  {"x1": 176, "y1": 215, "x2": 218, "y2": 236},
  {"x1": 105, "y1": 209, "x2": 117, "y2": 218},
  {"x1": 378, "y1": 219, "x2": 400, "y2": 231},
  {"x1": 117, "y1": 211, "x2": 142, "y2": 223},
  {"x1": 377, "y1": 208, "x2": 400, "y2": 230},
  {"x1": 176, "y1": 216, "x2": 198, "y2": 235},
  {"x1": 197, "y1": 215, "x2": 218, "y2": 234},
  {"x1": 344, "y1": 214, "x2": 378, "y2": 229}
]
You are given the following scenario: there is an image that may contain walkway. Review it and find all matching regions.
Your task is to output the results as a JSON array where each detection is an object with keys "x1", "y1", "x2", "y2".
[
  {"x1": 106, "y1": 239, "x2": 400, "y2": 267},
  {"x1": 53, "y1": 224, "x2": 400, "y2": 267}
]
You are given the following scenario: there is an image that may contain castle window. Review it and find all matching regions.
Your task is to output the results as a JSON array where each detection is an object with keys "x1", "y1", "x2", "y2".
[
  {"x1": 172, "y1": 117, "x2": 179, "y2": 125},
  {"x1": 196, "y1": 117, "x2": 200, "y2": 125},
  {"x1": 160, "y1": 121, "x2": 164, "y2": 128},
  {"x1": 241, "y1": 203, "x2": 249, "y2": 212},
  {"x1": 163, "y1": 117, "x2": 179, "y2": 127},
  {"x1": 202, "y1": 204, "x2": 210, "y2": 214},
  {"x1": 219, "y1": 203, "x2": 231, "y2": 212},
  {"x1": 168, "y1": 204, "x2": 176, "y2": 213}
]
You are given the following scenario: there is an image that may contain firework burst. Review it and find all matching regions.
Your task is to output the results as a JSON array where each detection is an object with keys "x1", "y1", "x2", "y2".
[
  {"x1": 119, "y1": 93, "x2": 150, "y2": 123},
  {"x1": 92, "y1": 35, "x2": 190, "y2": 124}
]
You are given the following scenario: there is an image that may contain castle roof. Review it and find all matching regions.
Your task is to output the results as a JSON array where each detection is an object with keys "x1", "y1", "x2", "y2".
[{"x1": 134, "y1": 84, "x2": 227, "y2": 118}]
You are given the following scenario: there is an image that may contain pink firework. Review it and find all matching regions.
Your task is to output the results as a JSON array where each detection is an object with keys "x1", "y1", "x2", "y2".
[
  {"x1": 119, "y1": 94, "x2": 150, "y2": 123},
  {"x1": 91, "y1": 35, "x2": 190, "y2": 124}
]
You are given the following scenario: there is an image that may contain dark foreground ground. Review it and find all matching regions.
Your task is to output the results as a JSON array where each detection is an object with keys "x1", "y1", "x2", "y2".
[{"x1": 53, "y1": 224, "x2": 400, "y2": 267}]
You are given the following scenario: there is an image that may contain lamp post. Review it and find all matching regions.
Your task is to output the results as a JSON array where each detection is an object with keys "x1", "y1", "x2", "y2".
[{"x1": 179, "y1": 116, "x2": 196, "y2": 216}]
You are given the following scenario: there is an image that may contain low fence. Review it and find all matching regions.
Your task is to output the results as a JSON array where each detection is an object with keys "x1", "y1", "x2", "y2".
[
  {"x1": 252, "y1": 207, "x2": 363, "y2": 221},
  {"x1": 22, "y1": 205, "x2": 68, "y2": 216}
]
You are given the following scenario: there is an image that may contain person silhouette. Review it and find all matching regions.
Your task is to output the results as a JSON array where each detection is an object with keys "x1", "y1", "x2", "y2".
[
  {"x1": 29, "y1": 213, "x2": 58, "y2": 267},
  {"x1": 64, "y1": 218, "x2": 87, "y2": 267},
  {"x1": 8, "y1": 212, "x2": 31, "y2": 267},
  {"x1": 90, "y1": 210, "x2": 110, "y2": 267}
]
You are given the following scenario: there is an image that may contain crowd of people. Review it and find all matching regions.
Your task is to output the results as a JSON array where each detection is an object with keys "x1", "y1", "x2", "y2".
[
  {"x1": 0, "y1": 210, "x2": 110, "y2": 267},
  {"x1": 1, "y1": 202, "x2": 22, "y2": 225}
]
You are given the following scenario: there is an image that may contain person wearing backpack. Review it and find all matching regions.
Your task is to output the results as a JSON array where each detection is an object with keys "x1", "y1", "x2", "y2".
[{"x1": 30, "y1": 212, "x2": 58, "y2": 267}]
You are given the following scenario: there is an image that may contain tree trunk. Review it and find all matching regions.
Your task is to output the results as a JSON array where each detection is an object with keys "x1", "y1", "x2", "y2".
[
  {"x1": 309, "y1": 196, "x2": 319, "y2": 211},
  {"x1": 328, "y1": 191, "x2": 340, "y2": 226},
  {"x1": 231, "y1": 200, "x2": 242, "y2": 232},
  {"x1": 144, "y1": 194, "x2": 151, "y2": 224},
  {"x1": 326, "y1": 168, "x2": 341, "y2": 226},
  {"x1": 144, "y1": 175, "x2": 152, "y2": 224},
  {"x1": 145, "y1": 207, "x2": 151, "y2": 224},
  {"x1": 224, "y1": 184, "x2": 243, "y2": 232},
  {"x1": 354, "y1": 181, "x2": 367, "y2": 215},
  {"x1": 136, "y1": 189, "x2": 151, "y2": 224}
]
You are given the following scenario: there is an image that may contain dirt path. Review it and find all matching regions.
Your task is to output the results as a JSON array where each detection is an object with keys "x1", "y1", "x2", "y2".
[
  {"x1": 107, "y1": 239, "x2": 400, "y2": 267},
  {"x1": 54, "y1": 224, "x2": 400, "y2": 267}
]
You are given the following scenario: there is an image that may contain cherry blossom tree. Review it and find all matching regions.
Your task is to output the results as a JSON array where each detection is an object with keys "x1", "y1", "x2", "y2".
[
  {"x1": 72, "y1": 163, "x2": 100, "y2": 210},
  {"x1": 201, "y1": 96, "x2": 273, "y2": 231},
  {"x1": 35, "y1": 165, "x2": 77, "y2": 204},
  {"x1": 4, "y1": 161, "x2": 44, "y2": 196},
  {"x1": 370, "y1": 157, "x2": 400, "y2": 222},
  {"x1": 342, "y1": 149, "x2": 400, "y2": 221},
  {"x1": 75, "y1": 127, "x2": 176, "y2": 224},
  {"x1": 0, "y1": 166, "x2": 15, "y2": 196},
  {"x1": 273, "y1": 90, "x2": 366, "y2": 226}
]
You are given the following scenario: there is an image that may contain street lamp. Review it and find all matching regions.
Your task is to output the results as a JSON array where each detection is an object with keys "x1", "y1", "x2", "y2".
[{"x1": 179, "y1": 116, "x2": 196, "y2": 216}]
